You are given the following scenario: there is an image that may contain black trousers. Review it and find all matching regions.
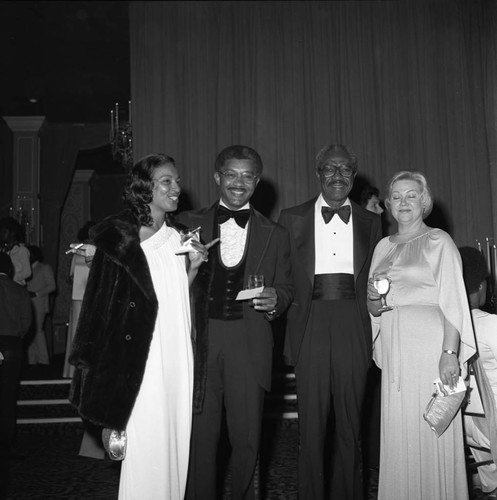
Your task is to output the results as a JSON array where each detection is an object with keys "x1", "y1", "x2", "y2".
[
  {"x1": 295, "y1": 300, "x2": 369, "y2": 500},
  {"x1": 187, "y1": 319, "x2": 265, "y2": 500},
  {"x1": 0, "y1": 335, "x2": 23, "y2": 500}
]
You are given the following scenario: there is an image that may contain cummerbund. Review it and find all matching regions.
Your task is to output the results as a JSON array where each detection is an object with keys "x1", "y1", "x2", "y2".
[{"x1": 312, "y1": 273, "x2": 355, "y2": 300}]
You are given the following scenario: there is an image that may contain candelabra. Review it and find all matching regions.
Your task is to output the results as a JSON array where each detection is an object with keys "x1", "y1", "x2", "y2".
[
  {"x1": 9, "y1": 196, "x2": 34, "y2": 245},
  {"x1": 110, "y1": 101, "x2": 133, "y2": 172}
]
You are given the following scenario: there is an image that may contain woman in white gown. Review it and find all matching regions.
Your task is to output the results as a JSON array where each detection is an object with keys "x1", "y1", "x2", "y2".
[
  {"x1": 367, "y1": 171, "x2": 476, "y2": 500},
  {"x1": 69, "y1": 154, "x2": 216, "y2": 500}
]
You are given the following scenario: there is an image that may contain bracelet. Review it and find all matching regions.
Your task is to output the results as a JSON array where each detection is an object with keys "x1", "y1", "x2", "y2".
[{"x1": 443, "y1": 349, "x2": 457, "y2": 356}]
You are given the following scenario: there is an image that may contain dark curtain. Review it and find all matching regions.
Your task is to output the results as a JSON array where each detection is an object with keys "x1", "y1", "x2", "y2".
[
  {"x1": 40, "y1": 122, "x2": 110, "y2": 271},
  {"x1": 129, "y1": 0, "x2": 496, "y2": 246},
  {"x1": 40, "y1": 124, "x2": 83, "y2": 270},
  {"x1": 0, "y1": 120, "x2": 13, "y2": 216}
]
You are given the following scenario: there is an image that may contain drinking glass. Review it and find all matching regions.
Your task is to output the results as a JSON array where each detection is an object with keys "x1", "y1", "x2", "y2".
[
  {"x1": 179, "y1": 227, "x2": 200, "y2": 248},
  {"x1": 247, "y1": 275, "x2": 265, "y2": 289},
  {"x1": 247, "y1": 275, "x2": 264, "y2": 306},
  {"x1": 373, "y1": 272, "x2": 393, "y2": 313}
]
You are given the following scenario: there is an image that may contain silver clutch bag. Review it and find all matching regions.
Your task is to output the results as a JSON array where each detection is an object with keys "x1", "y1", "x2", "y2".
[
  {"x1": 102, "y1": 428, "x2": 127, "y2": 461},
  {"x1": 423, "y1": 390, "x2": 466, "y2": 437}
]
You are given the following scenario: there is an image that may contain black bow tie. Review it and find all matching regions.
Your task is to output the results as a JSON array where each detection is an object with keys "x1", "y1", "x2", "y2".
[
  {"x1": 217, "y1": 206, "x2": 250, "y2": 228},
  {"x1": 321, "y1": 205, "x2": 351, "y2": 224}
]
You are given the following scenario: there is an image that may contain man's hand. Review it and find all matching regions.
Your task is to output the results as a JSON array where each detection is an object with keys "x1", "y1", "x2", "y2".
[{"x1": 253, "y1": 287, "x2": 278, "y2": 312}]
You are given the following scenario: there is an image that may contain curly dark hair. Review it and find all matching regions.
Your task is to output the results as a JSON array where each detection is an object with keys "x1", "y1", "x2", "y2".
[
  {"x1": 123, "y1": 153, "x2": 176, "y2": 227},
  {"x1": 214, "y1": 145, "x2": 263, "y2": 175}
]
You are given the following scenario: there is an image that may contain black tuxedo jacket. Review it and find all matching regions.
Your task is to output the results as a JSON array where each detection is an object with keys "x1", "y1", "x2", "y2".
[
  {"x1": 278, "y1": 198, "x2": 382, "y2": 367},
  {"x1": 177, "y1": 202, "x2": 293, "y2": 412}
]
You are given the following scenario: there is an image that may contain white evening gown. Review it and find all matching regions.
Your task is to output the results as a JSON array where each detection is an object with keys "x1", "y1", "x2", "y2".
[{"x1": 119, "y1": 223, "x2": 194, "y2": 500}]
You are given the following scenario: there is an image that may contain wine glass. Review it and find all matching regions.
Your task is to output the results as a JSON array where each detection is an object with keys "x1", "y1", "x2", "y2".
[
  {"x1": 247, "y1": 275, "x2": 265, "y2": 289},
  {"x1": 247, "y1": 275, "x2": 264, "y2": 307},
  {"x1": 373, "y1": 272, "x2": 393, "y2": 313},
  {"x1": 179, "y1": 227, "x2": 201, "y2": 248}
]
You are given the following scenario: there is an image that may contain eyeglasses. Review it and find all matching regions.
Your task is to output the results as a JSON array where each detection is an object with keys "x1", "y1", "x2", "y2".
[
  {"x1": 318, "y1": 163, "x2": 355, "y2": 178},
  {"x1": 218, "y1": 171, "x2": 259, "y2": 184}
]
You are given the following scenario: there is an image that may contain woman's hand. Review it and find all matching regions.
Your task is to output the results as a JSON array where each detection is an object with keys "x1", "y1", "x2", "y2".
[
  {"x1": 187, "y1": 238, "x2": 220, "y2": 271},
  {"x1": 67, "y1": 243, "x2": 96, "y2": 267},
  {"x1": 439, "y1": 352, "x2": 460, "y2": 390},
  {"x1": 367, "y1": 278, "x2": 382, "y2": 317}
]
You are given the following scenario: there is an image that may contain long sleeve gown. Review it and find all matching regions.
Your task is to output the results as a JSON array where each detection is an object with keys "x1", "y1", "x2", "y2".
[{"x1": 370, "y1": 228, "x2": 476, "y2": 500}]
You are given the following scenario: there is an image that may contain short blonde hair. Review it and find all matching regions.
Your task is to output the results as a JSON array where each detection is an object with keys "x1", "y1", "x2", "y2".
[{"x1": 385, "y1": 171, "x2": 433, "y2": 219}]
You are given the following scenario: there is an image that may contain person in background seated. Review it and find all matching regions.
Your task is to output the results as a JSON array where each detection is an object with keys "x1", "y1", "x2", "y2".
[
  {"x1": 0, "y1": 217, "x2": 31, "y2": 285},
  {"x1": 0, "y1": 253, "x2": 32, "y2": 499},
  {"x1": 26, "y1": 245, "x2": 56, "y2": 366},
  {"x1": 360, "y1": 185, "x2": 384, "y2": 216},
  {"x1": 459, "y1": 246, "x2": 497, "y2": 498}
]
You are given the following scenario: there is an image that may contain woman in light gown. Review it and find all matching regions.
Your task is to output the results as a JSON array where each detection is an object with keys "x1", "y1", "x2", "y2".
[
  {"x1": 68, "y1": 154, "x2": 216, "y2": 500},
  {"x1": 367, "y1": 171, "x2": 477, "y2": 500},
  {"x1": 63, "y1": 221, "x2": 94, "y2": 379}
]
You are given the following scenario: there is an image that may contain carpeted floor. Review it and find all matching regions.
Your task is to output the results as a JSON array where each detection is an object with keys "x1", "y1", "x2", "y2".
[
  {"x1": 4, "y1": 421, "x2": 490, "y2": 500},
  {"x1": 5, "y1": 355, "x2": 491, "y2": 499},
  {"x1": 5, "y1": 421, "x2": 298, "y2": 500}
]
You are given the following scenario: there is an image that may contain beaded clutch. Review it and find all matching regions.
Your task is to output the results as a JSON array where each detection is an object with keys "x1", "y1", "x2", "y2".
[
  {"x1": 423, "y1": 380, "x2": 467, "y2": 437},
  {"x1": 102, "y1": 428, "x2": 127, "y2": 461}
]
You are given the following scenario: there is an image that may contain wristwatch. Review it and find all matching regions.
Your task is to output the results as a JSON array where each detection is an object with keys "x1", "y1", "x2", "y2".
[{"x1": 265, "y1": 308, "x2": 277, "y2": 320}]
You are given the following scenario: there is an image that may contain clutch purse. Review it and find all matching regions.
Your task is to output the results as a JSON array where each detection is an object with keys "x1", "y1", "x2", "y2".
[
  {"x1": 423, "y1": 378, "x2": 467, "y2": 437},
  {"x1": 102, "y1": 428, "x2": 127, "y2": 461}
]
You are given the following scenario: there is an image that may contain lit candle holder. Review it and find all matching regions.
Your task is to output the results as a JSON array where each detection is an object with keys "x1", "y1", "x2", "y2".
[
  {"x1": 110, "y1": 110, "x2": 114, "y2": 139},
  {"x1": 494, "y1": 244, "x2": 497, "y2": 289},
  {"x1": 115, "y1": 102, "x2": 119, "y2": 132},
  {"x1": 477, "y1": 239, "x2": 482, "y2": 253},
  {"x1": 487, "y1": 237, "x2": 492, "y2": 274},
  {"x1": 128, "y1": 100, "x2": 132, "y2": 125}
]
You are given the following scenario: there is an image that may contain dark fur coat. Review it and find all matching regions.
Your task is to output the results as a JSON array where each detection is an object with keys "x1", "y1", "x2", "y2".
[{"x1": 68, "y1": 210, "x2": 158, "y2": 430}]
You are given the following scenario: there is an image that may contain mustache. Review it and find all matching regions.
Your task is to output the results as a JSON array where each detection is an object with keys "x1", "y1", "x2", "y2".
[{"x1": 326, "y1": 179, "x2": 348, "y2": 186}]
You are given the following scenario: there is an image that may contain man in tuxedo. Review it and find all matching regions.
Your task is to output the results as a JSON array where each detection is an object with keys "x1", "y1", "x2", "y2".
[
  {"x1": 278, "y1": 144, "x2": 382, "y2": 500},
  {"x1": 177, "y1": 145, "x2": 293, "y2": 500}
]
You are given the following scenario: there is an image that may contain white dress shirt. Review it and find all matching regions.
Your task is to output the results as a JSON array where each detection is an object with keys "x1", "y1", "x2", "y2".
[
  {"x1": 218, "y1": 201, "x2": 249, "y2": 268},
  {"x1": 314, "y1": 194, "x2": 354, "y2": 275}
]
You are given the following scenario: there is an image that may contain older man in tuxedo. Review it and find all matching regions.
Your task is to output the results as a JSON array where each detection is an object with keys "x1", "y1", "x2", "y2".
[
  {"x1": 177, "y1": 145, "x2": 293, "y2": 500},
  {"x1": 278, "y1": 144, "x2": 382, "y2": 500}
]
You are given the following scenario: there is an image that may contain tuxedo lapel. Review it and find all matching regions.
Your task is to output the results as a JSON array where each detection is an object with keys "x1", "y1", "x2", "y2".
[
  {"x1": 292, "y1": 200, "x2": 316, "y2": 287},
  {"x1": 189, "y1": 203, "x2": 217, "y2": 243},
  {"x1": 245, "y1": 210, "x2": 275, "y2": 278}
]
